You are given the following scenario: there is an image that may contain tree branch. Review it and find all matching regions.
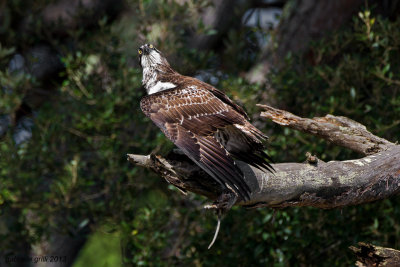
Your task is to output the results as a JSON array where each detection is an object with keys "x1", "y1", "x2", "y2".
[
  {"x1": 128, "y1": 105, "x2": 400, "y2": 209},
  {"x1": 257, "y1": 104, "x2": 396, "y2": 156},
  {"x1": 350, "y1": 242, "x2": 400, "y2": 267}
]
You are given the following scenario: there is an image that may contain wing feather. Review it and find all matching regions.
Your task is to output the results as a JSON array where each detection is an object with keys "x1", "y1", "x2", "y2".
[{"x1": 140, "y1": 87, "x2": 251, "y2": 200}]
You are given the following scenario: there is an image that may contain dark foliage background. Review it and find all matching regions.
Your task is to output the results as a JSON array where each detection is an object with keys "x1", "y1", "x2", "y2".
[{"x1": 0, "y1": 0, "x2": 399, "y2": 266}]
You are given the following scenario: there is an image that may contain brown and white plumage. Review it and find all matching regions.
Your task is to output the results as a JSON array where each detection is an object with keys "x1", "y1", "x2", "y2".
[{"x1": 138, "y1": 43, "x2": 273, "y2": 201}]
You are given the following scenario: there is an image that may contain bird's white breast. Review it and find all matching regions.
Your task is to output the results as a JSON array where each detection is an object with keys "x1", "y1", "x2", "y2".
[{"x1": 148, "y1": 81, "x2": 176, "y2": 94}]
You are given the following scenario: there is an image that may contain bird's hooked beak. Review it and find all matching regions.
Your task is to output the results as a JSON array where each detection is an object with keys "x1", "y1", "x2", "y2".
[
  {"x1": 141, "y1": 45, "x2": 150, "y2": 55},
  {"x1": 138, "y1": 43, "x2": 154, "y2": 57}
]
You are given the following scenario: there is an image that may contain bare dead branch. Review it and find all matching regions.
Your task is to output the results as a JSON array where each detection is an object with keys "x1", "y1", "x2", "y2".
[
  {"x1": 350, "y1": 242, "x2": 400, "y2": 267},
  {"x1": 128, "y1": 144, "x2": 400, "y2": 209},
  {"x1": 128, "y1": 106, "x2": 400, "y2": 209},
  {"x1": 257, "y1": 104, "x2": 396, "y2": 156}
]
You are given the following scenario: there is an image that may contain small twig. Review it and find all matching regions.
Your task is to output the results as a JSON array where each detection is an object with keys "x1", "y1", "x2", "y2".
[
  {"x1": 127, "y1": 154, "x2": 151, "y2": 167},
  {"x1": 305, "y1": 152, "x2": 318, "y2": 164}
]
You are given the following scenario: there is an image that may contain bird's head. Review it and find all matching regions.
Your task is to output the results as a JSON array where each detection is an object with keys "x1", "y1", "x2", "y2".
[{"x1": 138, "y1": 44, "x2": 169, "y2": 69}]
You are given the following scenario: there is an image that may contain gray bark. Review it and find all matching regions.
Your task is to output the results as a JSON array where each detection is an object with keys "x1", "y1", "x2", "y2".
[
  {"x1": 350, "y1": 242, "x2": 400, "y2": 267},
  {"x1": 257, "y1": 104, "x2": 395, "y2": 156},
  {"x1": 128, "y1": 145, "x2": 400, "y2": 209}
]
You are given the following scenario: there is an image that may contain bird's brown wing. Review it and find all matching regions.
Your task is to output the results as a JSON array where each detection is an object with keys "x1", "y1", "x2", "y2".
[
  {"x1": 207, "y1": 86, "x2": 250, "y2": 121},
  {"x1": 140, "y1": 86, "x2": 251, "y2": 200}
]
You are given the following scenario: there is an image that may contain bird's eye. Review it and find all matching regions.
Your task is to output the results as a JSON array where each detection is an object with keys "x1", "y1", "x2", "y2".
[
  {"x1": 138, "y1": 49, "x2": 142, "y2": 55},
  {"x1": 149, "y1": 44, "x2": 153, "y2": 49}
]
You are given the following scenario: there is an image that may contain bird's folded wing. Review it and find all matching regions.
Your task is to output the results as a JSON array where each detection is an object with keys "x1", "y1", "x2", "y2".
[
  {"x1": 140, "y1": 87, "x2": 251, "y2": 199},
  {"x1": 173, "y1": 125, "x2": 250, "y2": 200},
  {"x1": 140, "y1": 86, "x2": 246, "y2": 136},
  {"x1": 207, "y1": 86, "x2": 250, "y2": 121}
]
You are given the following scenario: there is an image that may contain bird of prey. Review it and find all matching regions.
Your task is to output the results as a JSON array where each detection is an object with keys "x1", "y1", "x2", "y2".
[
  {"x1": 138, "y1": 44, "x2": 273, "y2": 248},
  {"x1": 138, "y1": 43, "x2": 273, "y2": 202}
]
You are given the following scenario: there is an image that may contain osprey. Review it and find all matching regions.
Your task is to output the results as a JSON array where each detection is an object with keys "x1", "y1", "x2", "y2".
[{"x1": 138, "y1": 43, "x2": 273, "y2": 202}]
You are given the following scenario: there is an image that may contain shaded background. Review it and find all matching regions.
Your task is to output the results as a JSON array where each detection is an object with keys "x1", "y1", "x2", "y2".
[{"x1": 0, "y1": 0, "x2": 399, "y2": 266}]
